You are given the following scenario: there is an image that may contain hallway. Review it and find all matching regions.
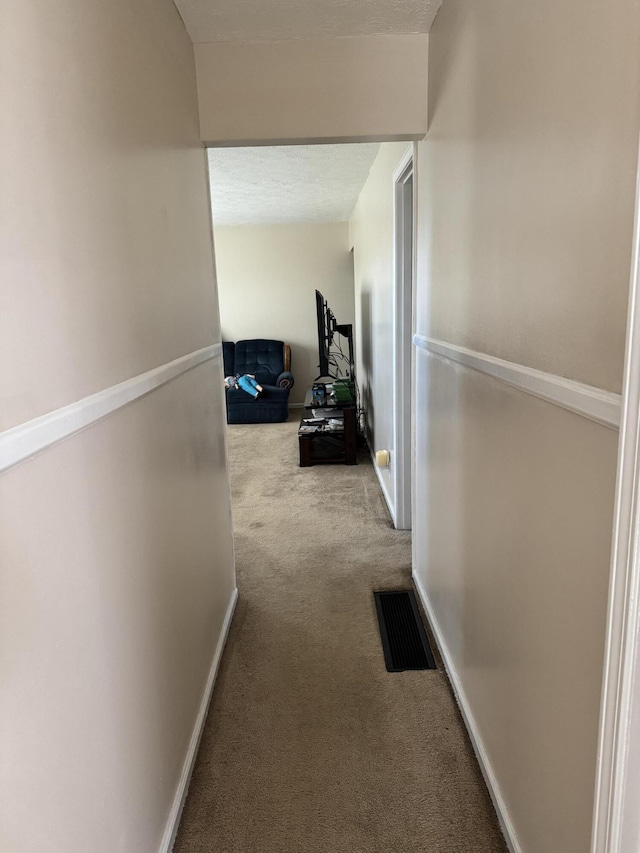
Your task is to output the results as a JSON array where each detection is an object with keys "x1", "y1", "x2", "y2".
[{"x1": 174, "y1": 416, "x2": 505, "y2": 852}]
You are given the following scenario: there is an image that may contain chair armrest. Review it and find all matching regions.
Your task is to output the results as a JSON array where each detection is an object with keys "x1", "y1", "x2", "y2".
[{"x1": 277, "y1": 371, "x2": 294, "y2": 390}]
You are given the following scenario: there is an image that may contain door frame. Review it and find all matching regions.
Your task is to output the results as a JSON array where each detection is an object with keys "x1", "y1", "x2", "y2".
[
  {"x1": 392, "y1": 146, "x2": 415, "y2": 531},
  {"x1": 592, "y1": 139, "x2": 640, "y2": 853}
]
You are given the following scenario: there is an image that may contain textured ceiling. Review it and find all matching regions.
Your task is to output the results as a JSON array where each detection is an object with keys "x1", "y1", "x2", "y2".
[
  {"x1": 174, "y1": 0, "x2": 441, "y2": 42},
  {"x1": 208, "y1": 144, "x2": 380, "y2": 227}
]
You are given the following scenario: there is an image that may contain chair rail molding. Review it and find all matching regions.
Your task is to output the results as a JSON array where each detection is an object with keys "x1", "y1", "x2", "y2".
[
  {"x1": 0, "y1": 344, "x2": 223, "y2": 475},
  {"x1": 413, "y1": 334, "x2": 621, "y2": 430}
]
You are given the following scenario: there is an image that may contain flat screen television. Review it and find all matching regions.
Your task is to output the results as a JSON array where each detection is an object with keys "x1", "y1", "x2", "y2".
[{"x1": 315, "y1": 290, "x2": 354, "y2": 380}]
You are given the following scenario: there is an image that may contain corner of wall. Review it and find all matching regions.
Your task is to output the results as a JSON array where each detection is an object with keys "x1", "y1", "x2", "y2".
[{"x1": 411, "y1": 572, "x2": 521, "y2": 853}]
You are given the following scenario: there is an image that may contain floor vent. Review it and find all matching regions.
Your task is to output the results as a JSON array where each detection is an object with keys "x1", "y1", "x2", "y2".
[{"x1": 374, "y1": 590, "x2": 437, "y2": 672}]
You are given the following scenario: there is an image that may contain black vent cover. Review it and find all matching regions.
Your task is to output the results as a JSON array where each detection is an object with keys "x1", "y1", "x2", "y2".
[{"x1": 374, "y1": 590, "x2": 437, "y2": 672}]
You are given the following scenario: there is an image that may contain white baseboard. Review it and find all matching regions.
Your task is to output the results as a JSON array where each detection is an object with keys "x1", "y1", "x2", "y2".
[
  {"x1": 159, "y1": 586, "x2": 238, "y2": 853},
  {"x1": 369, "y1": 445, "x2": 396, "y2": 525},
  {"x1": 412, "y1": 572, "x2": 522, "y2": 853}
]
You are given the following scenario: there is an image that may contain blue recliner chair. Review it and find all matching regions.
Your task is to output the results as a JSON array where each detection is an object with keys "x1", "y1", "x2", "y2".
[{"x1": 223, "y1": 339, "x2": 294, "y2": 424}]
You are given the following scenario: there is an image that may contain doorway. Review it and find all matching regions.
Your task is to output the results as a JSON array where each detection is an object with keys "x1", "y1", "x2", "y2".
[{"x1": 393, "y1": 149, "x2": 414, "y2": 531}]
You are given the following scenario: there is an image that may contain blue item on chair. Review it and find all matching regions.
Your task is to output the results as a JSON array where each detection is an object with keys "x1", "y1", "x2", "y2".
[
  {"x1": 222, "y1": 339, "x2": 294, "y2": 424},
  {"x1": 236, "y1": 374, "x2": 261, "y2": 399}
]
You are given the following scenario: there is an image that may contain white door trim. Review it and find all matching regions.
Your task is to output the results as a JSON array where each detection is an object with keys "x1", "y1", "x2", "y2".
[
  {"x1": 592, "y1": 139, "x2": 640, "y2": 853},
  {"x1": 392, "y1": 145, "x2": 414, "y2": 531}
]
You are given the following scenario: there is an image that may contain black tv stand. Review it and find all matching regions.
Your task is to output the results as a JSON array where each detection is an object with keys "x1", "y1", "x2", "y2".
[{"x1": 298, "y1": 385, "x2": 357, "y2": 467}]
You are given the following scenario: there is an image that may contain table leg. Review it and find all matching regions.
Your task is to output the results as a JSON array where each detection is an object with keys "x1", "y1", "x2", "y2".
[
  {"x1": 343, "y1": 406, "x2": 357, "y2": 465},
  {"x1": 299, "y1": 436, "x2": 313, "y2": 467}
]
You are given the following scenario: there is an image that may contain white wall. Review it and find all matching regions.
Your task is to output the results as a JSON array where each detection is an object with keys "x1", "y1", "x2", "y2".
[
  {"x1": 413, "y1": 1, "x2": 640, "y2": 851},
  {"x1": 195, "y1": 35, "x2": 428, "y2": 145},
  {"x1": 350, "y1": 142, "x2": 412, "y2": 520},
  {"x1": 0, "y1": 2, "x2": 236, "y2": 852},
  {"x1": 214, "y1": 222, "x2": 355, "y2": 404}
]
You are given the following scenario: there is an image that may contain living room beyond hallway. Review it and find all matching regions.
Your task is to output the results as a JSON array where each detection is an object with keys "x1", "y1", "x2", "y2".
[{"x1": 174, "y1": 415, "x2": 505, "y2": 853}]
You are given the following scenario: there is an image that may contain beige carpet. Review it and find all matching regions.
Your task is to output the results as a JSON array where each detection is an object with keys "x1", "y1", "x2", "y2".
[{"x1": 174, "y1": 415, "x2": 506, "y2": 853}]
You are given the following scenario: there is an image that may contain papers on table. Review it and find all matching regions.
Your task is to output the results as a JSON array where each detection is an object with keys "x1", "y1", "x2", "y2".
[
  {"x1": 311, "y1": 408, "x2": 344, "y2": 419},
  {"x1": 300, "y1": 415, "x2": 345, "y2": 434}
]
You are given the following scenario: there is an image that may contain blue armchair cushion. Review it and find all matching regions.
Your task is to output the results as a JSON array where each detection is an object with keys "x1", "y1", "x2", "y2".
[
  {"x1": 234, "y1": 339, "x2": 285, "y2": 386},
  {"x1": 226, "y1": 384, "x2": 289, "y2": 424}
]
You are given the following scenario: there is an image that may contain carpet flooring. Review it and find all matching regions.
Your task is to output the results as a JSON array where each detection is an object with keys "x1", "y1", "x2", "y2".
[{"x1": 174, "y1": 415, "x2": 506, "y2": 853}]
